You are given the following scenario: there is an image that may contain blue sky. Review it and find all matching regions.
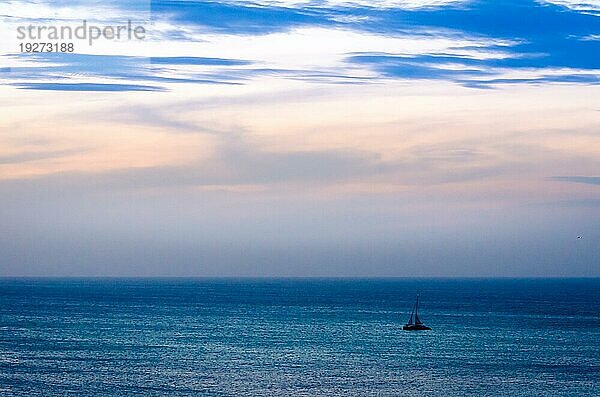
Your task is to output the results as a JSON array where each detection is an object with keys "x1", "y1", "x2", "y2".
[
  {"x1": 0, "y1": 0, "x2": 598, "y2": 276},
  {"x1": 2, "y1": 0, "x2": 600, "y2": 90}
]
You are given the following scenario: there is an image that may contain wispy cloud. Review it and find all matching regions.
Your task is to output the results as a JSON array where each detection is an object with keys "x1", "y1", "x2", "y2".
[
  {"x1": 220, "y1": 0, "x2": 468, "y2": 10},
  {"x1": 1, "y1": 53, "x2": 253, "y2": 90},
  {"x1": 550, "y1": 176, "x2": 600, "y2": 185},
  {"x1": 539, "y1": 0, "x2": 600, "y2": 14},
  {"x1": 0, "y1": 147, "x2": 91, "y2": 164},
  {"x1": 0, "y1": 129, "x2": 515, "y2": 193},
  {"x1": 12, "y1": 82, "x2": 165, "y2": 91}
]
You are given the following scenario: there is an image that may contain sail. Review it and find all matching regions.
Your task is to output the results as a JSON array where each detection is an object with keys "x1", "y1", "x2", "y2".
[
  {"x1": 406, "y1": 298, "x2": 417, "y2": 325},
  {"x1": 414, "y1": 295, "x2": 423, "y2": 325},
  {"x1": 414, "y1": 312, "x2": 422, "y2": 325}
]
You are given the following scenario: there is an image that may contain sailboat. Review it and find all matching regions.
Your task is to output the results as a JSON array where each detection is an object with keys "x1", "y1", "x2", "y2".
[{"x1": 403, "y1": 294, "x2": 431, "y2": 331}]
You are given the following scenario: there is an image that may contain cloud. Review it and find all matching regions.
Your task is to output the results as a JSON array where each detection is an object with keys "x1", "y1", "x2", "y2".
[
  {"x1": 221, "y1": 0, "x2": 467, "y2": 10},
  {"x1": 0, "y1": 156, "x2": 380, "y2": 209},
  {"x1": 2, "y1": 27, "x2": 517, "y2": 90},
  {"x1": 1, "y1": 137, "x2": 387, "y2": 191},
  {"x1": 550, "y1": 176, "x2": 600, "y2": 185},
  {"x1": 1, "y1": 53, "x2": 252, "y2": 91},
  {"x1": 461, "y1": 74, "x2": 600, "y2": 88},
  {"x1": 3, "y1": 0, "x2": 600, "y2": 91},
  {"x1": 539, "y1": 0, "x2": 600, "y2": 13},
  {"x1": 347, "y1": 51, "x2": 600, "y2": 87},
  {"x1": 579, "y1": 34, "x2": 600, "y2": 41},
  {"x1": 0, "y1": 0, "x2": 149, "y2": 22},
  {"x1": 0, "y1": 130, "x2": 511, "y2": 196},
  {"x1": 12, "y1": 82, "x2": 165, "y2": 91},
  {"x1": 149, "y1": 56, "x2": 252, "y2": 66},
  {"x1": 150, "y1": 0, "x2": 329, "y2": 35},
  {"x1": 0, "y1": 147, "x2": 91, "y2": 164},
  {"x1": 533, "y1": 198, "x2": 600, "y2": 207},
  {"x1": 347, "y1": 53, "x2": 493, "y2": 84}
]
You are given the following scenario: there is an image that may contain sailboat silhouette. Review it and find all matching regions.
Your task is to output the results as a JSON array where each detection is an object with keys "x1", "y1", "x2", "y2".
[{"x1": 403, "y1": 294, "x2": 431, "y2": 331}]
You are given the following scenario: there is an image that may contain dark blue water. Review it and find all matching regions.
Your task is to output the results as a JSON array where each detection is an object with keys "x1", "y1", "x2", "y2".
[{"x1": 1, "y1": 278, "x2": 598, "y2": 396}]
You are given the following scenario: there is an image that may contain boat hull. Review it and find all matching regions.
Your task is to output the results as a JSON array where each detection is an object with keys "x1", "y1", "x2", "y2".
[{"x1": 403, "y1": 324, "x2": 431, "y2": 331}]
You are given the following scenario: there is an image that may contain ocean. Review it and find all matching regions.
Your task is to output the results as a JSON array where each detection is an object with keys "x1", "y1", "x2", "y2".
[{"x1": 0, "y1": 278, "x2": 598, "y2": 396}]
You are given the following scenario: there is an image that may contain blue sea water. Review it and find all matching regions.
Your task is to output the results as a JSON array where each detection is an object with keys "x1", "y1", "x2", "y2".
[{"x1": 0, "y1": 278, "x2": 598, "y2": 396}]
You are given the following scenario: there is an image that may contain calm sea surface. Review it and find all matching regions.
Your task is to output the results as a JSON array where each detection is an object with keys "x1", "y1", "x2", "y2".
[{"x1": 0, "y1": 278, "x2": 598, "y2": 396}]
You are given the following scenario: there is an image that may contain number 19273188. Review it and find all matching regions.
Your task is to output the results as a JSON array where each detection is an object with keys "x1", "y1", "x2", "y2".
[{"x1": 20, "y1": 43, "x2": 74, "y2": 53}]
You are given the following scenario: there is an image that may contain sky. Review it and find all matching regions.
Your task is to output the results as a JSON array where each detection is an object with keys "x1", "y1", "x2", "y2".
[{"x1": 0, "y1": 0, "x2": 598, "y2": 277}]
